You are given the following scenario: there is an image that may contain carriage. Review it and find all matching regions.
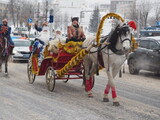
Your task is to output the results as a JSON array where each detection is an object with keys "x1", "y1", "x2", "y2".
[
  {"x1": 26, "y1": 12, "x2": 138, "y2": 106},
  {"x1": 27, "y1": 41, "x2": 95, "y2": 92}
]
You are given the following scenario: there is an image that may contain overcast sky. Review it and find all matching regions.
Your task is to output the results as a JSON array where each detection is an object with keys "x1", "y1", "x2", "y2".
[{"x1": 85, "y1": 0, "x2": 110, "y2": 4}]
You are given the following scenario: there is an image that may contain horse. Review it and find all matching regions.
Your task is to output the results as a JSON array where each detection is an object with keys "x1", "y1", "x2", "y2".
[
  {"x1": 83, "y1": 22, "x2": 133, "y2": 106},
  {"x1": 0, "y1": 33, "x2": 11, "y2": 76}
]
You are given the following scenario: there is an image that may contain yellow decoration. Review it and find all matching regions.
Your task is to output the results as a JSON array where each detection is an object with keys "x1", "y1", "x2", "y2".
[
  {"x1": 56, "y1": 49, "x2": 88, "y2": 78},
  {"x1": 31, "y1": 13, "x2": 138, "y2": 78},
  {"x1": 58, "y1": 41, "x2": 83, "y2": 54},
  {"x1": 56, "y1": 13, "x2": 125, "y2": 78},
  {"x1": 31, "y1": 54, "x2": 39, "y2": 75},
  {"x1": 43, "y1": 45, "x2": 50, "y2": 58},
  {"x1": 96, "y1": 13, "x2": 124, "y2": 45},
  {"x1": 131, "y1": 36, "x2": 138, "y2": 51}
]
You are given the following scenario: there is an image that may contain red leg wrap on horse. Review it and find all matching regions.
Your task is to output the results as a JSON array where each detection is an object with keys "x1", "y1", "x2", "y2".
[
  {"x1": 111, "y1": 87, "x2": 117, "y2": 98},
  {"x1": 104, "y1": 84, "x2": 111, "y2": 94},
  {"x1": 85, "y1": 77, "x2": 92, "y2": 92},
  {"x1": 89, "y1": 77, "x2": 93, "y2": 86}
]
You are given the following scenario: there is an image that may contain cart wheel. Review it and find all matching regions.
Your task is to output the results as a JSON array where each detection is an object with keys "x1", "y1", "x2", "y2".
[
  {"x1": 46, "y1": 66, "x2": 55, "y2": 92},
  {"x1": 27, "y1": 60, "x2": 36, "y2": 84},
  {"x1": 63, "y1": 75, "x2": 70, "y2": 83}
]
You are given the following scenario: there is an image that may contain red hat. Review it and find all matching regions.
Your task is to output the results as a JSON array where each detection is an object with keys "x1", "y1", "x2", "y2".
[{"x1": 128, "y1": 21, "x2": 137, "y2": 30}]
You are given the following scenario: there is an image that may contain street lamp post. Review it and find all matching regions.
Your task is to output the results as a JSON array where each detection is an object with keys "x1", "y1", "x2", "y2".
[
  {"x1": 45, "y1": 0, "x2": 48, "y2": 21},
  {"x1": 49, "y1": 9, "x2": 54, "y2": 40}
]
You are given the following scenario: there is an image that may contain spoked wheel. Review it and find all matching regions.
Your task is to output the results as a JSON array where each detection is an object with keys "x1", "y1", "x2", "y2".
[
  {"x1": 45, "y1": 66, "x2": 55, "y2": 92},
  {"x1": 63, "y1": 75, "x2": 70, "y2": 83},
  {"x1": 27, "y1": 60, "x2": 36, "y2": 84},
  {"x1": 128, "y1": 58, "x2": 139, "y2": 74}
]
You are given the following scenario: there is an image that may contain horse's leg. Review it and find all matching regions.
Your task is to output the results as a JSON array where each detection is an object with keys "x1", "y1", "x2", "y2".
[
  {"x1": 83, "y1": 56, "x2": 93, "y2": 97},
  {"x1": 123, "y1": 64, "x2": 125, "y2": 73},
  {"x1": 5, "y1": 59, "x2": 8, "y2": 76},
  {"x1": 0, "y1": 59, "x2": 2, "y2": 72},
  {"x1": 104, "y1": 66, "x2": 120, "y2": 106},
  {"x1": 103, "y1": 67, "x2": 112, "y2": 102}
]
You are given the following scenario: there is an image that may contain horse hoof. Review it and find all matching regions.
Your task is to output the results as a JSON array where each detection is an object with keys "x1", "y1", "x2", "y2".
[
  {"x1": 113, "y1": 102, "x2": 120, "y2": 106},
  {"x1": 88, "y1": 93, "x2": 93, "y2": 98},
  {"x1": 103, "y1": 98, "x2": 109, "y2": 102}
]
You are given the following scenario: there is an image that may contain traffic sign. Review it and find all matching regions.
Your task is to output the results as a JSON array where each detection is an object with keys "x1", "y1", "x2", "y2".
[
  {"x1": 28, "y1": 18, "x2": 32, "y2": 23},
  {"x1": 157, "y1": 21, "x2": 160, "y2": 26},
  {"x1": 49, "y1": 15, "x2": 54, "y2": 23}
]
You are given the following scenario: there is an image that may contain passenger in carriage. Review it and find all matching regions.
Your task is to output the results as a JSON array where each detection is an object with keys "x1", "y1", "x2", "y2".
[
  {"x1": 34, "y1": 21, "x2": 48, "y2": 32},
  {"x1": 66, "y1": 17, "x2": 86, "y2": 43},
  {"x1": 33, "y1": 21, "x2": 50, "y2": 66},
  {"x1": 53, "y1": 28, "x2": 63, "y2": 40},
  {"x1": 48, "y1": 29, "x2": 66, "y2": 54}
]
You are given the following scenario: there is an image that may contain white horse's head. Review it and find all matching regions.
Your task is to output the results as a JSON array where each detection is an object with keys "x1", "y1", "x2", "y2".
[{"x1": 107, "y1": 22, "x2": 132, "y2": 54}]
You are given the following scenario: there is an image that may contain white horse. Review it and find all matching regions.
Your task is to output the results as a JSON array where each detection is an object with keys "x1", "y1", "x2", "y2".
[{"x1": 83, "y1": 22, "x2": 133, "y2": 106}]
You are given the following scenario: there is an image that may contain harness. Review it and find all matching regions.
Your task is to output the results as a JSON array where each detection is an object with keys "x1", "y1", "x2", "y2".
[{"x1": 88, "y1": 27, "x2": 132, "y2": 75}]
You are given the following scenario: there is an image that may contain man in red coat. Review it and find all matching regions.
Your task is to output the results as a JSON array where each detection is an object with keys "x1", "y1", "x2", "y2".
[{"x1": 66, "y1": 17, "x2": 86, "y2": 43}]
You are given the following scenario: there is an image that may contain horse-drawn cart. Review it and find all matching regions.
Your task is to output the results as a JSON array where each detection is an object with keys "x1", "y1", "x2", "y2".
[{"x1": 27, "y1": 42, "x2": 94, "y2": 92}]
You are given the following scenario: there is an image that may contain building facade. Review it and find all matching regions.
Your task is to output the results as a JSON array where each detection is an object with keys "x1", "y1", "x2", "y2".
[
  {"x1": 110, "y1": 0, "x2": 136, "y2": 19},
  {"x1": 0, "y1": 1, "x2": 9, "y2": 24}
]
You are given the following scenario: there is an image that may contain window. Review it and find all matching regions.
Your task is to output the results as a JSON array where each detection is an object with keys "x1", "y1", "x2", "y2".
[
  {"x1": 139, "y1": 40, "x2": 149, "y2": 49},
  {"x1": 149, "y1": 41, "x2": 159, "y2": 50}
]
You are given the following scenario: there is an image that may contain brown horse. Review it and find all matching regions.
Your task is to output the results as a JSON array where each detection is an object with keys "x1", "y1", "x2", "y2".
[{"x1": 0, "y1": 33, "x2": 11, "y2": 76}]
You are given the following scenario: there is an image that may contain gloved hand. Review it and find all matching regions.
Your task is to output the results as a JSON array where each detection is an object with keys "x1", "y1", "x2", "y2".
[
  {"x1": 71, "y1": 37, "x2": 77, "y2": 41},
  {"x1": 80, "y1": 38, "x2": 86, "y2": 42}
]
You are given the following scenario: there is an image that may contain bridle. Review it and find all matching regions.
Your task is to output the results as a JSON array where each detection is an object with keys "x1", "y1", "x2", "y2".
[{"x1": 89, "y1": 25, "x2": 132, "y2": 55}]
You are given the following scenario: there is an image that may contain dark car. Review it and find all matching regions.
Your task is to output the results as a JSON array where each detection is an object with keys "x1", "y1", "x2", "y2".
[{"x1": 127, "y1": 36, "x2": 160, "y2": 74}]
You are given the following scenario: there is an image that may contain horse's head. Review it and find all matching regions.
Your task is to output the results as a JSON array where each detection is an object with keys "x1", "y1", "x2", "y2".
[
  {"x1": 117, "y1": 22, "x2": 132, "y2": 51},
  {"x1": 108, "y1": 21, "x2": 134, "y2": 55}
]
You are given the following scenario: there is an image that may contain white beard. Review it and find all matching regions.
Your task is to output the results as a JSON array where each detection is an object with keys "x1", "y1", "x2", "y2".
[
  {"x1": 42, "y1": 26, "x2": 49, "y2": 31},
  {"x1": 38, "y1": 31, "x2": 50, "y2": 44}
]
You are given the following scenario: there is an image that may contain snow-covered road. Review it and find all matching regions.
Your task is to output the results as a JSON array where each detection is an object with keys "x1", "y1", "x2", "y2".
[{"x1": 0, "y1": 62, "x2": 160, "y2": 120}]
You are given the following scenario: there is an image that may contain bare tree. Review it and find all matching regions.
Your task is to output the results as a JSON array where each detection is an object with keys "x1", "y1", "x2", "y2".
[
  {"x1": 139, "y1": 0, "x2": 152, "y2": 27},
  {"x1": 7, "y1": 0, "x2": 16, "y2": 26},
  {"x1": 154, "y1": 4, "x2": 160, "y2": 23},
  {"x1": 7, "y1": 0, "x2": 37, "y2": 27},
  {"x1": 62, "y1": 13, "x2": 69, "y2": 33},
  {"x1": 20, "y1": 1, "x2": 36, "y2": 26}
]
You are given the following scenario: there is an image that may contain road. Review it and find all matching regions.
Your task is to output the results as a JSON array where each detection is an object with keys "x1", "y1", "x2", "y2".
[{"x1": 0, "y1": 62, "x2": 160, "y2": 120}]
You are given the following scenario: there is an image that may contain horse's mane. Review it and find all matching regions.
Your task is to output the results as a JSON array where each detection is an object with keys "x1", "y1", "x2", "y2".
[
  {"x1": 108, "y1": 25, "x2": 120, "y2": 48},
  {"x1": 107, "y1": 23, "x2": 130, "y2": 53}
]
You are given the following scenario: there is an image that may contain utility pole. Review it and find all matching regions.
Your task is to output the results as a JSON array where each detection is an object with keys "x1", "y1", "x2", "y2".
[
  {"x1": 46, "y1": 0, "x2": 48, "y2": 21},
  {"x1": 37, "y1": 2, "x2": 40, "y2": 20},
  {"x1": 137, "y1": 9, "x2": 140, "y2": 38},
  {"x1": 49, "y1": 9, "x2": 54, "y2": 40}
]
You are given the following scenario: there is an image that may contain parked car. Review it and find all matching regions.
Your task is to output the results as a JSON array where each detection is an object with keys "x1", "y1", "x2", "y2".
[
  {"x1": 28, "y1": 33, "x2": 36, "y2": 41},
  {"x1": 127, "y1": 36, "x2": 160, "y2": 74},
  {"x1": 12, "y1": 27, "x2": 28, "y2": 35},
  {"x1": 11, "y1": 39, "x2": 31, "y2": 62}
]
